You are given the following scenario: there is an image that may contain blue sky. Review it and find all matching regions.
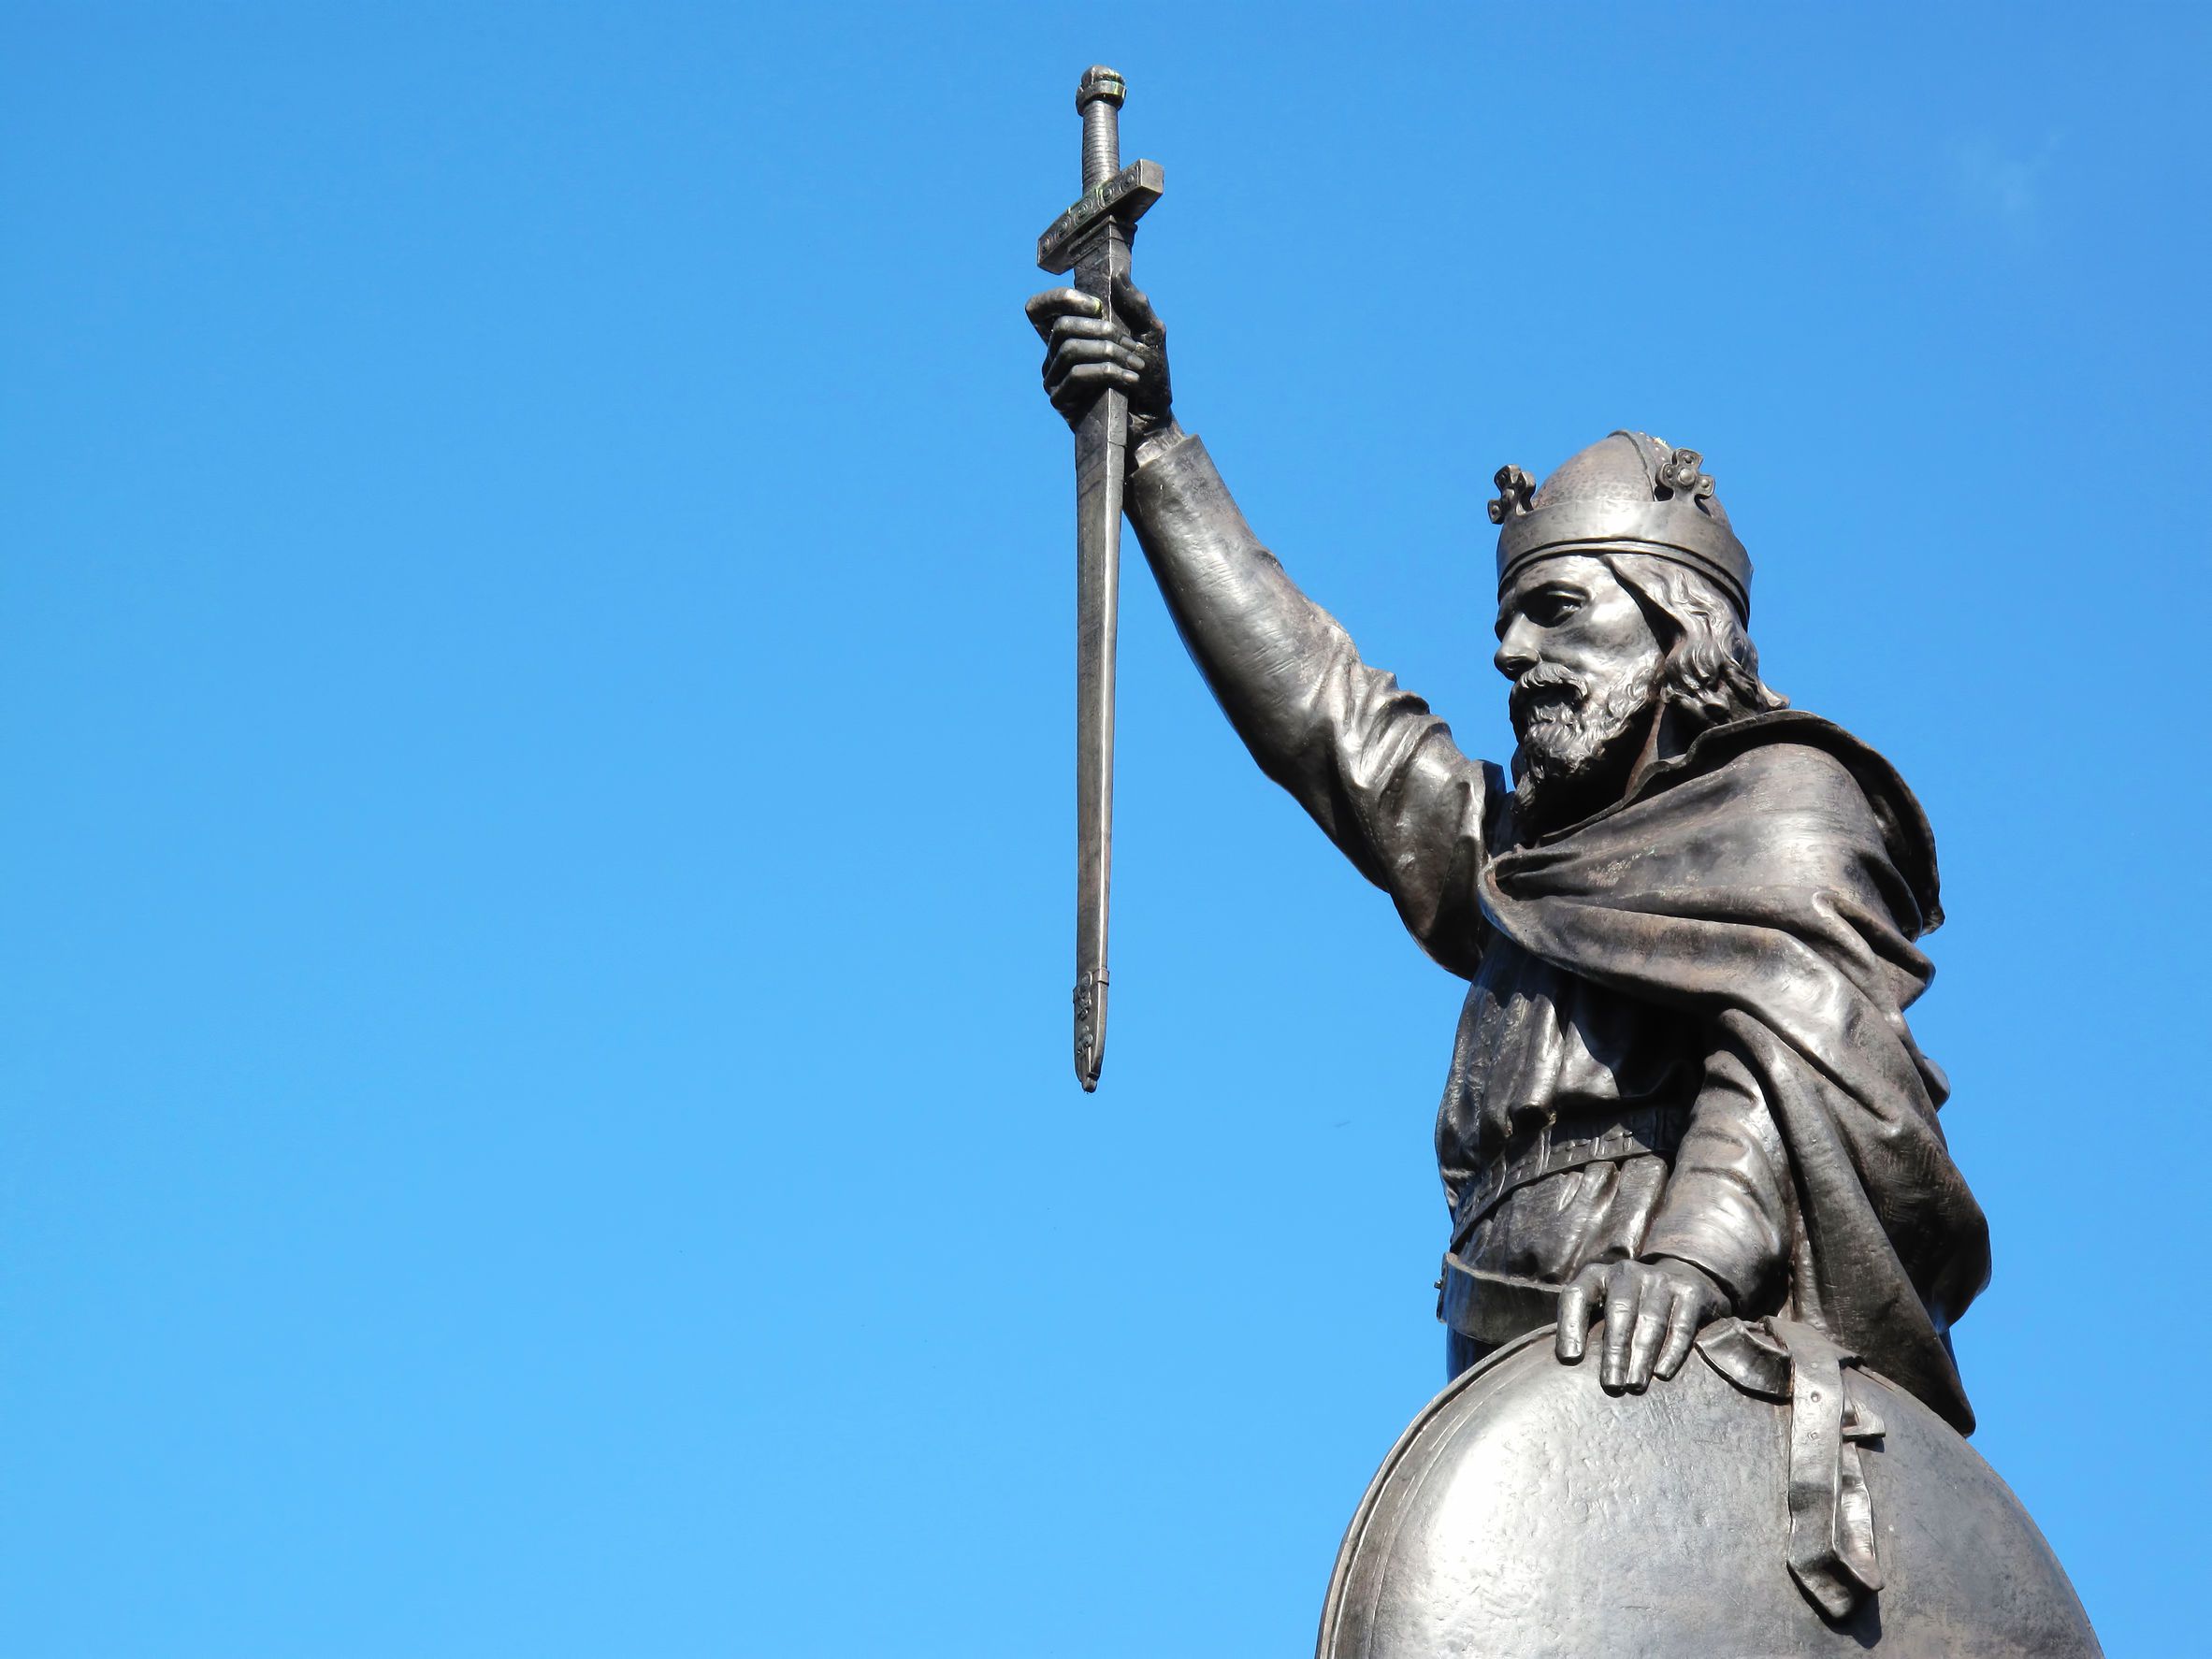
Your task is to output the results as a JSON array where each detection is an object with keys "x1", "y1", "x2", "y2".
[{"x1": 3, "y1": 4, "x2": 2205, "y2": 1654}]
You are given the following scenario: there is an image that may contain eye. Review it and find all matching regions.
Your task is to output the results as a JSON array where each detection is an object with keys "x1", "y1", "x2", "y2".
[{"x1": 1524, "y1": 587, "x2": 1583, "y2": 627}]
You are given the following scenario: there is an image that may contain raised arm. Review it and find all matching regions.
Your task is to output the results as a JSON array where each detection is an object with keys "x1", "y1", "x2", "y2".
[{"x1": 1028, "y1": 281, "x2": 1496, "y2": 974}]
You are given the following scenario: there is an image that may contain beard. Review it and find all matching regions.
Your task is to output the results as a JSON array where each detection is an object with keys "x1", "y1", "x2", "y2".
[{"x1": 1509, "y1": 652, "x2": 1666, "y2": 832}]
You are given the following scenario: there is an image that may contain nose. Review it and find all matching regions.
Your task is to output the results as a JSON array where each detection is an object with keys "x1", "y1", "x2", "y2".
[{"x1": 1494, "y1": 614, "x2": 1540, "y2": 681}]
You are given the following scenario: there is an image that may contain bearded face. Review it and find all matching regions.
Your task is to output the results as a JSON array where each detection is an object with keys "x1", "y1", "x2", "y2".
[
  {"x1": 1509, "y1": 649, "x2": 1665, "y2": 825},
  {"x1": 1495, "y1": 555, "x2": 1670, "y2": 832}
]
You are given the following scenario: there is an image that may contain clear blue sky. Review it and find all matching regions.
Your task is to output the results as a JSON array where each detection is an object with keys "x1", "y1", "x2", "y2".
[{"x1": 3, "y1": 5, "x2": 2205, "y2": 1654}]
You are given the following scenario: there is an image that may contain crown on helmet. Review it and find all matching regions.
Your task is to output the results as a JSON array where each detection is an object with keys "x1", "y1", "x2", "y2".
[{"x1": 1489, "y1": 431, "x2": 1752, "y2": 621}]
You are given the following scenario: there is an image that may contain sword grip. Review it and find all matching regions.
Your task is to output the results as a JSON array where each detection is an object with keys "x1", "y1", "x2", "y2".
[{"x1": 1077, "y1": 66, "x2": 1124, "y2": 192}]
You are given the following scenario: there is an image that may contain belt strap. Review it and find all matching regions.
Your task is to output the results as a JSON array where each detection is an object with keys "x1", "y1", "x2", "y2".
[
  {"x1": 1698, "y1": 1316, "x2": 1887, "y2": 1620},
  {"x1": 1455, "y1": 1103, "x2": 1688, "y2": 1235},
  {"x1": 1437, "y1": 1252, "x2": 1561, "y2": 1349}
]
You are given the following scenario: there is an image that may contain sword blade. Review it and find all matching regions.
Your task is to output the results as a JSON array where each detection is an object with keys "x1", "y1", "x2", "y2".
[{"x1": 1071, "y1": 220, "x2": 1128, "y2": 1091}]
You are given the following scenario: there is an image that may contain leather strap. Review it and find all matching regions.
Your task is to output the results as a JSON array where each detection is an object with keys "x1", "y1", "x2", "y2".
[{"x1": 1698, "y1": 1316, "x2": 1887, "y2": 1620}]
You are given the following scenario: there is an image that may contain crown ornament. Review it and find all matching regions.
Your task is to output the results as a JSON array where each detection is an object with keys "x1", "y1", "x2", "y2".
[
  {"x1": 1486, "y1": 465, "x2": 1538, "y2": 525},
  {"x1": 1655, "y1": 447, "x2": 1715, "y2": 504}
]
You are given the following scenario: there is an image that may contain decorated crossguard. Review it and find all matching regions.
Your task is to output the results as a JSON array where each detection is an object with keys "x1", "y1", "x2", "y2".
[{"x1": 1036, "y1": 67, "x2": 1164, "y2": 1090}]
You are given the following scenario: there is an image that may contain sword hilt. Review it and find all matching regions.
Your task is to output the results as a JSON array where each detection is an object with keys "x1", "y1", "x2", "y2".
[
  {"x1": 1036, "y1": 67, "x2": 1160, "y2": 278},
  {"x1": 1077, "y1": 66, "x2": 1124, "y2": 192}
]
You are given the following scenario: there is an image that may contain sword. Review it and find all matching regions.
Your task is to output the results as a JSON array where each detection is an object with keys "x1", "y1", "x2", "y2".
[{"x1": 1035, "y1": 66, "x2": 1163, "y2": 1092}]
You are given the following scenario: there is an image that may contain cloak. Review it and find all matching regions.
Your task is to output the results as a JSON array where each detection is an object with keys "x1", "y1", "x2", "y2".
[{"x1": 1478, "y1": 710, "x2": 1991, "y2": 1432}]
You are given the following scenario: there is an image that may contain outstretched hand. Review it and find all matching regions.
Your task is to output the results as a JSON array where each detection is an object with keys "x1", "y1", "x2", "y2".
[
  {"x1": 1556, "y1": 1257, "x2": 1730, "y2": 1392},
  {"x1": 1025, "y1": 274, "x2": 1173, "y2": 441}
]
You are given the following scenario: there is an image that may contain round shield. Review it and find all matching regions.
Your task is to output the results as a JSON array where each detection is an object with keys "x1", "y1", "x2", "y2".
[{"x1": 1317, "y1": 1328, "x2": 2099, "y2": 1658}]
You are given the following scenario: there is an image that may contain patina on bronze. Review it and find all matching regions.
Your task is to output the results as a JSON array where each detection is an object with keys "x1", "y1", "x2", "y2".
[
  {"x1": 1034, "y1": 65, "x2": 1163, "y2": 1091},
  {"x1": 1027, "y1": 76, "x2": 2096, "y2": 1653}
]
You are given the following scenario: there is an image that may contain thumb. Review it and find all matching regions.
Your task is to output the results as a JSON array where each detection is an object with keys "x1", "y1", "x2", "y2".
[{"x1": 1111, "y1": 273, "x2": 1161, "y2": 336}]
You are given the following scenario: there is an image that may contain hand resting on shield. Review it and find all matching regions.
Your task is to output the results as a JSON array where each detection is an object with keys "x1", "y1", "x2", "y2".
[{"x1": 1556, "y1": 1255, "x2": 1733, "y2": 1393}]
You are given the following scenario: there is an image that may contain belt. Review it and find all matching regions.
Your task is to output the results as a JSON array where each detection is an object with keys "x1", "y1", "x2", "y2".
[
  {"x1": 1437, "y1": 1253, "x2": 1562, "y2": 1349},
  {"x1": 1453, "y1": 1101, "x2": 1688, "y2": 1240}
]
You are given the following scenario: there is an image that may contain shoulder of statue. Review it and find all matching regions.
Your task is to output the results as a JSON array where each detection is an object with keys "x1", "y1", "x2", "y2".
[
  {"x1": 1675, "y1": 712, "x2": 1944, "y2": 933},
  {"x1": 1694, "y1": 714, "x2": 1865, "y2": 791}
]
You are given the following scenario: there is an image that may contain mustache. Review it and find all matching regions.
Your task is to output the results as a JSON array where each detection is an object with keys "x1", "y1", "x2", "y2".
[{"x1": 1509, "y1": 663, "x2": 1593, "y2": 729}]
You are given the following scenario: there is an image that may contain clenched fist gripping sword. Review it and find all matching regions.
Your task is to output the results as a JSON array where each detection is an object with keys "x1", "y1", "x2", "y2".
[{"x1": 1036, "y1": 66, "x2": 1163, "y2": 1091}]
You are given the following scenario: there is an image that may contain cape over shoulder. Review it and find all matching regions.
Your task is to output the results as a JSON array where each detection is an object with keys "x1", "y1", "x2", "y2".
[{"x1": 1508, "y1": 710, "x2": 1944, "y2": 939}]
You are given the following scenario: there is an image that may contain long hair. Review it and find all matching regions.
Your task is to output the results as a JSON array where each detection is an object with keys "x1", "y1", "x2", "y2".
[{"x1": 1601, "y1": 553, "x2": 1786, "y2": 730}]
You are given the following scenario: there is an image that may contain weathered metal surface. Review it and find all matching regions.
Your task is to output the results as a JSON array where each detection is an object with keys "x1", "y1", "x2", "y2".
[
  {"x1": 1318, "y1": 1329, "x2": 2101, "y2": 1659},
  {"x1": 1036, "y1": 159, "x2": 1164, "y2": 273}
]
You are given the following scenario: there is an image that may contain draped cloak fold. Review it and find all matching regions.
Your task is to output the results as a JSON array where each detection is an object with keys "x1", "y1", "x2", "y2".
[{"x1": 1478, "y1": 710, "x2": 1990, "y2": 1431}]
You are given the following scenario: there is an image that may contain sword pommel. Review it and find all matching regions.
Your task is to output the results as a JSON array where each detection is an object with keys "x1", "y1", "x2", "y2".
[
  {"x1": 1076, "y1": 65, "x2": 1126, "y2": 109},
  {"x1": 1077, "y1": 66, "x2": 1125, "y2": 191}
]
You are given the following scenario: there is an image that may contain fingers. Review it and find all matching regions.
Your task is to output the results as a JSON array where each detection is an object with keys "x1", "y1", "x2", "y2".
[
  {"x1": 1047, "y1": 359, "x2": 1140, "y2": 416},
  {"x1": 1042, "y1": 298, "x2": 1145, "y2": 399},
  {"x1": 1654, "y1": 1290, "x2": 1701, "y2": 1382},
  {"x1": 1043, "y1": 316, "x2": 1148, "y2": 377},
  {"x1": 1045, "y1": 313, "x2": 1120, "y2": 350},
  {"x1": 1044, "y1": 332, "x2": 1141, "y2": 389},
  {"x1": 1030, "y1": 281, "x2": 1166, "y2": 432},
  {"x1": 1625, "y1": 1293, "x2": 1670, "y2": 1392},
  {"x1": 1555, "y1": 1265, "x2": 1604, "y2": 1363},
  {"x1": 1557, "y1": 1262, "x2": 1726, "y2": 1392},
  {"x1": 1599, "y1": 1267, "x2": 1641, "y2": 1391},
  {"x1": 1111, "y1": 274, "x2": 1163, "y2": 338},
  {"x1": 1025, "y1": 286, "x2": 1106, "y2": 342}
]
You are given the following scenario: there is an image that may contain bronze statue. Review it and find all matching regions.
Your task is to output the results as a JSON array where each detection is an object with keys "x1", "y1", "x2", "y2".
[{"x1": 1028, "y1": 68, "x2": 2095, "y2": 1656}]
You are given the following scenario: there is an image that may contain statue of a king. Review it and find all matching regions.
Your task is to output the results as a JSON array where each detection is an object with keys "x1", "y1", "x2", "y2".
[{"x1": 1026, "y1": 278, "x2": 1992, "y2": 1434}]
